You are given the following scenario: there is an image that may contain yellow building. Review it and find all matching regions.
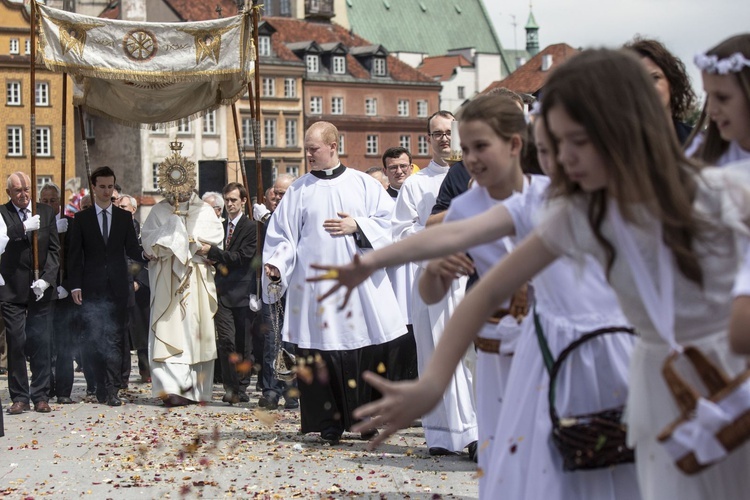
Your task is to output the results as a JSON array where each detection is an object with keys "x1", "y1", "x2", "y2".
[{"x1": 1, "y1": 0, "x2": 75, "y2": 196}]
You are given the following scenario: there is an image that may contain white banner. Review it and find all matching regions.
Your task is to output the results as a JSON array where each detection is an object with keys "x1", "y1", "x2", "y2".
[{"x1": 36, "y1": 2, "x2": 254, "y2": 126}]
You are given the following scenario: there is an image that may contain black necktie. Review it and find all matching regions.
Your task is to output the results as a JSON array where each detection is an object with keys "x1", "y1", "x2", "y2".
[
  {"x1": 102, "y1": 209, "x2": 108, "y2": 245},
  {"x1": 20, "y1": 209, "x2": 27, "y2": 222}
]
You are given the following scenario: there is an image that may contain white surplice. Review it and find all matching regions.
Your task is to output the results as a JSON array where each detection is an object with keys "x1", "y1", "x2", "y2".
[
  {"x1": 141, "y1": 194, "x2": 224, "y2": 402},
  {"x1": 262, "y1": 167, "x2": 405, "y2": 350},
  {"x1": 392, "y1": 160, "x2": 476, "y2": 452}
]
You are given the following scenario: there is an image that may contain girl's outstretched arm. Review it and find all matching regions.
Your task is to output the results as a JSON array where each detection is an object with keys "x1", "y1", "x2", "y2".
[
  {"x1": 351, "y1": 233, "x2": 558, "y2": 448},
  {"x1": 309, "y1": 204, "x2": 517, "y2": 304},
  {"x1": 729, "y1": 296, "x2": 750, "y2": 354}
]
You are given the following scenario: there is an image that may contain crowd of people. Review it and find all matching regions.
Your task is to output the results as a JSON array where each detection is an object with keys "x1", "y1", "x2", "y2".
[{"x1": 1, "y1": 31, "x2": 750, "y2": 500}]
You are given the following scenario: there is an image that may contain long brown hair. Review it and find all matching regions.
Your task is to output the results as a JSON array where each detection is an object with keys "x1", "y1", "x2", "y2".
[
  {"x1": 541, "y1": 49, "x2": 704, "y2": 284},
  {"x1": 689, "y1": 34, "x2": 750, "y2": 164}
]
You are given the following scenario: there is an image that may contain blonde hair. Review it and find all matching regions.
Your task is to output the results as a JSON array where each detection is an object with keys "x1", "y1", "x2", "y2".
[
  {"x1": 542, "y1": 48, "x2": 704, "y2": 284},
  {"x1": 456, "y1": 94, "x2": 527, "y2": 143}
]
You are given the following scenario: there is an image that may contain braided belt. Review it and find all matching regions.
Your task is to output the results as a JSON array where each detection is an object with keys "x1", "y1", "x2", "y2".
[{"x1": 474, "y1": 337, "x2": 501, "y2": 353}]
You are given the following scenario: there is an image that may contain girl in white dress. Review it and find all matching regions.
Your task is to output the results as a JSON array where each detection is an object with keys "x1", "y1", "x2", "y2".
[
  {"x1": 688, "y1": 34, "x2": 750, "y2": 166},
  {"x1": 310, "y1": 105, "x2": 639, "y2": 498},
  {"x1": 348, "y1": 49, "x2": 750, "y2": 500}
]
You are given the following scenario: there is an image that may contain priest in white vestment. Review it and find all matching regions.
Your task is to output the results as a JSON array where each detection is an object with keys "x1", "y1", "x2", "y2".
[
  {"x1": 263, "y1": 121, "x2": 406, "y2": 444},
  {"x1": 141, "y1": 161, "x2": 224, "y2": 406},
  {"x1": 391, "y1": 111, "x2": 477, "y2": 456}
]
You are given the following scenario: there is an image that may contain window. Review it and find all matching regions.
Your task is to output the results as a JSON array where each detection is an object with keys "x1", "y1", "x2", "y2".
[
  {"x1": 36, "y1": 82, "x2": 49, "y2": 106},
  {"x1": 258, "y1": 36, "x2": 271, "y2": 57},
  {"x1": 36, "y1": 126, "x2": 51, "y2": 156},
  {"x1": 306, "y1": 54, "x2": 319, "y2": 73},
  {"x1": 338, "y1": 134, "x2": 345, "y2": 155},
  {"x1": 152, "y1": 163, "x2": 160, "y2": 190},
  {"x1": 366, "y1": 135, "x2": 378, "y2": 155},
  {"x1": 365, "y1": 98, "x2": 377, "y2": 116},
  {"x1": 36, "y1": 175, "x2": 53, "y2": 193},
  {"x1": 332, "y1": 55, "x2": 346, "y2": 74},
  {"x1": 372, "y1": 57, "x2": 386, "y2": 76},
  {"x1": 417, "y1": 99, "x2": 428, "y2": 118},
  {"x1": 84, "y1": 117, "x2": 95, "y2": 139},
  {"x1": 284, "y1": 78, "x2": 296, "y2": 98},
  {"x1": 457, "y1": 86, "x2": 465, "y2": 99},
  {"x1": 203, "y1": 110, "x2": 216, "y2": 135},
  {"x1": 25, "y1": 39, "x2": 30, "y2": 55},
  {"x1": 397, "y1": 99, "x2": 409, "y2": 117},
  {"x1": 242, "y1": 117, "x2": 254, "y2": 147},
  {"x1": 331, "y1": 96, "x2": 343, "y2": 115},
  {"x1": 7, "y1": 126, "x2": 22, "y2": 156},
  {"x1": 418, "y1": 136, "x2": 428, "y2": 156},
  {"x1": 399, "y1": 135, "x2": 411, "y2": 151},
  {"x1": 264, "y1": 118, "x2": 277, "y2": 147},
  {"x1": 6, "y1": 82, "x2": 21, "y2": 105},
  {"x1": 310, "y1": 96, "x2": 322, "y2": 114},
  {"x1": 287, "y1": 165, "x2": 299, "y2": 177},
  {"x1": 9, "y1": 39, "x2": 19, "y2": 55},
  {"x1": 262, "y1": 77, "x2": 275, "y2": 97},
  {"x1": 151, "y1": 123, "x2": 166, "y2": 134},
  {"x1": 285, "y1": 119, "x2": 297, "y2": 147},
  {"x1": 280, "y1": 0, "x2": 291, "y2": 15},
  {"x1": 177, "y1": 118, "x2": 192, "y2": 134}
]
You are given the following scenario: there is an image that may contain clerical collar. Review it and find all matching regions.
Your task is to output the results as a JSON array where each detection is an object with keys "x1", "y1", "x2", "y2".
[
  {"x1": 310, "y1": 163, "x2": 345, "y2": 179},
  {"x1": 386, "y1": 186, "x2": 399, "y2": 199}
]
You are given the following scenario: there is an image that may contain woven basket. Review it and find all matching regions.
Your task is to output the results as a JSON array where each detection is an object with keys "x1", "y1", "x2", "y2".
[
  {"x1": 657, "y1": 346, "x2": 750, "y2": 475},
  {"x1": 544, "y1": 325, "x2": 637, "y2": 471}
]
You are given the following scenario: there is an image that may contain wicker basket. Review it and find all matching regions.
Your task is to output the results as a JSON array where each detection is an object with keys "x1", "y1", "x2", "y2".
[
  {"x1": 657, "y1": 346, "x2": 750, "y2": 475},
  {"x1": 534, "y1": 310, "x2": 636, "y2": 471}
]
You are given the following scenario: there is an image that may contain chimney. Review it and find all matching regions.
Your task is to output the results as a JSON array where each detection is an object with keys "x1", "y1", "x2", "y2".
[{"x1": 541, "y1": 54, "x2": 553, "y2": 71}]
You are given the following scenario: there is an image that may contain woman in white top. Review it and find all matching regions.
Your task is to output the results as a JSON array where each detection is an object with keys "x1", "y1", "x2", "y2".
[{"x1": 348, "y1": 49, "x2": 750, "y2": 500}]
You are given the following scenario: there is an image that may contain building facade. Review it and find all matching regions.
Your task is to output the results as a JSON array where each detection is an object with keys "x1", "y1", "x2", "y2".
[{"x1": 0, "y1": 0, "x2": 75, "y2": 197}]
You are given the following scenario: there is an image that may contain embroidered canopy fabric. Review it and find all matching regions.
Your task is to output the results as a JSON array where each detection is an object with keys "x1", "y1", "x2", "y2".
[{"x1": 36, "y1": 3, "x2": 253, "y2": 127}]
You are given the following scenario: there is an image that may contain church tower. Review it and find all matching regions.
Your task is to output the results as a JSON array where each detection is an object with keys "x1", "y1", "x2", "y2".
[{"x1": 525, "y1": 4, "x2": 540, "y2": 57}]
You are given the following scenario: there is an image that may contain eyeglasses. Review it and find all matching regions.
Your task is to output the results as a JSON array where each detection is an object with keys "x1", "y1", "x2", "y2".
[
  {"x1": 429, "y1": 131, "x2": 451, "y2": 140},
  {"x1": 386, "y1": 164, "x2": 411, "y2": 172}
]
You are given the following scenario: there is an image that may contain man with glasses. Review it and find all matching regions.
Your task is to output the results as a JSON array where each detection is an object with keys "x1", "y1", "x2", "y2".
[
  {"x1": 391, "y1": 111, "x2": 478, "y2": 459},
  {"x1": 381, "y1": 147, "x2": 413, "y2": 199},
  {"x1": 201, "y1": 191, "x2": 225, "y2": 219}
]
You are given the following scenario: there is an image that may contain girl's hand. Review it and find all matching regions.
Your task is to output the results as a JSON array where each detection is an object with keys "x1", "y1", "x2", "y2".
[
  {"x1": 351, "y1": 371, "x2": 443, "y2": 450},
  {"x1": 309, "y1": 254, "x2": 375, "y2": 308}
]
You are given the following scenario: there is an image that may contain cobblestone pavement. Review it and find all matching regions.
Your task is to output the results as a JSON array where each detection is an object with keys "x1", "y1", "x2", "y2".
[{"x1": 0, "y1": 362, "x2": 479, "y2": 499}]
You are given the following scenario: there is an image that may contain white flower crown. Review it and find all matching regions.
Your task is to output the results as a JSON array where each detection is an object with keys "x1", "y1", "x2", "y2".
[{"x1": 694, "y1": 52, "x2": 750, "y2": 75}]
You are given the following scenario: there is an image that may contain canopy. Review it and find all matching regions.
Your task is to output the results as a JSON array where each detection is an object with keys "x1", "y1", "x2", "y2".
[{"x1": 35, "y1": 3, "x2": 254, "y2": 127}]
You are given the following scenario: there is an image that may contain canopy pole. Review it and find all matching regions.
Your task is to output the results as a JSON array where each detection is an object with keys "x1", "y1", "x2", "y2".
[
  {"x1": 58, "y1": 72, "x2": 68, "y2": 282},
  {"x1": 77, "y1": 106, "x2": 94, "y2": 196},
  {"x1": 231, "y1": 103, "x2": 251, "y2": 217},
  {"x1": 29, "y1": 0, "x2": 40, "y2": 280}
]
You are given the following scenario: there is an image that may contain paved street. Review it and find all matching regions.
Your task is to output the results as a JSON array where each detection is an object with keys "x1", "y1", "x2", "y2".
[{"x1": 0, "y1": 363, "x2": 478, "y2": 499}]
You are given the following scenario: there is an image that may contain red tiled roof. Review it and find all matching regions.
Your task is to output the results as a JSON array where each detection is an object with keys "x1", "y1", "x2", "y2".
[
  {"x1": 417, "y1": 54, "x2": 472, "y2": 81},
  {"x1": 162, "y1": 0, "x2": 238, "y2": 22},
  {"x1": 482, "y1": 43, "x2": 579, "y2": 95},
  {"x1": 264, "y1": 17, "x2": 435, "y2": 83}
]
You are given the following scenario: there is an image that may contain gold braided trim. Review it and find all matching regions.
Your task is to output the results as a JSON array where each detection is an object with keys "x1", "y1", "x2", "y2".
[{"x1": 474, "y1": 337, "x2": 500, "y2": 354}]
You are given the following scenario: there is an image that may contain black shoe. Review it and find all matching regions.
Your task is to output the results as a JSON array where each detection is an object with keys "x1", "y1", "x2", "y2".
[
  {"x1": 0, "y1": 367, "x2": 7, "y2": 375},
  {"x1": 428, "y1": 447, "x2": 459, "y2": 456},
  {"x1": 258, "y1": 395, "x2": 279, "y2": 410},
  {"x1": 222, "y1": 393, "x2": 240, "y2": 405},
  {"x1": 238, "y1": 392, "x2": 250, "y2": 403},
  {"x1": 57, "y1": 397, "x2": 75, "y2": 404},
  {"x1": 360, "y1": 429, "x2": 379, "y2": 441},
  {"x1": 320, "y1": 428, "x2": 342, "y2": 445},
  {"x1": 284, "y1": 398, "x2": 299, "y2": 410},
  {"x1": 467, "y1": 441, "x2": 478, "y2": 463},
  {"x1": 107, "y1": 396, "x2": 123, "y2": 407}
]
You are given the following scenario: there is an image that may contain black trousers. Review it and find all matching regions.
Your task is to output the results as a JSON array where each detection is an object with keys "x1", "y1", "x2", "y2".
[
  {"x1": 1, "y1": 299, "x2": 54, "y2": 404},
  {"x1": 214, "y1": 302, "x2": 255, "y2": 396},
  {"x1": 79, "y1": 292, "x2": 128, "y2": 399},
  {"x1": 52, "y1": 298, "x2": 78, "y2": 398}
]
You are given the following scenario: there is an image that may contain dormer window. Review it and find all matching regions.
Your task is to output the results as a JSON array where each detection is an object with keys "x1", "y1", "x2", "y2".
[
  {"x1": 306, "y1": 54, "x2": 320, "y2": 73},
  {"x1": 372, "y1": 57, "x2": 386, "y2": 76},
  {"x1": 332, "y1": 55, "x2": 346, "y2": 75},
  {"x1": 258, "y1": 36, "x2": 271, "y2": 57}
]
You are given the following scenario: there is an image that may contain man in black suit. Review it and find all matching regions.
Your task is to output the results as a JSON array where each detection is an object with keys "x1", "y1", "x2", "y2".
[
  {"x1": 0, "y1": 172, "x2": 60, "y2": 415},
  {"x1": 197, "y1": 182, "x2": 257, "y2": 404},
  {"x1": 67, "y1": 166, "x2": 144, "y2": 407}
]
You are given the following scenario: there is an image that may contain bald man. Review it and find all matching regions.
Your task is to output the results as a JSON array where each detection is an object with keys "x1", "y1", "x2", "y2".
[
  {"x1": 262, "y1": 121, "x2": 405, "y2": 443},
  {"x1": 0, "y1": 172, "x2": 60, "y2": 415}
]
